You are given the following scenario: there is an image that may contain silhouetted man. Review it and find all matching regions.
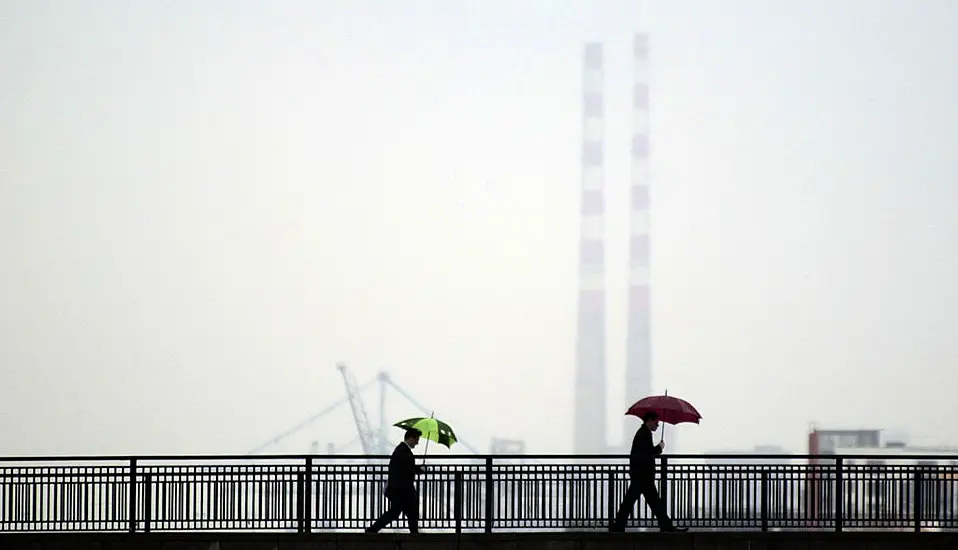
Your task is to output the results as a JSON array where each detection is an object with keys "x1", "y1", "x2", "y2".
[
  {"x1": 610, "y1": 411, "x2": 686, "y2": 532},
  {"x1": 366, "y1": 428, "x2": 424, "y2": 534}
]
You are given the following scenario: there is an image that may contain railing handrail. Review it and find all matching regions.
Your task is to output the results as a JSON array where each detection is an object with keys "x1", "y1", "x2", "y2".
[{"x1": 0, "y1": 452, "x2": 957, "y2": 462}]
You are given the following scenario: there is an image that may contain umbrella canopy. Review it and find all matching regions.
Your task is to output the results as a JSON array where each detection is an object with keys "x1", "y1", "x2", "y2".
[
  {"x1": 393, "y1": 416, "x2": 458, "y2": 448},
  {"x1": 625, "y1": 394, "x2": 702, "y2": 426}
]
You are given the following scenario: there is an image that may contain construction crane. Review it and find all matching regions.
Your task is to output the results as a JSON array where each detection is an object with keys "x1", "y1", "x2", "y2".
[
  {"x1": 337, "y1": 363, "x2": 381, "y2": 455},
  {"x1": 248, "y1": 364, "x2": 524, "y2": 456},
  {"x1": 246, "y1": 391, "x2": 362, "y2": 455}
]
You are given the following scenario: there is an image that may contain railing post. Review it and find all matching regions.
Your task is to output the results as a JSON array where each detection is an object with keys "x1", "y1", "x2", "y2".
[
  {"x1": 834, "y1": 457, "x2": 844, "y2": 532},
  {"x1": 484, "y1": 457, "x2": 494, "y2": 533},
  {"x1": 607, "y1": 470, "x2": 616, "y2": 529},
  {"x1": 128, "y1": 458, "x2": 137, "y2": 533},
  {"x1": 567, "y1": 469, "x2": 575, "y2": 527},
  {"x1": 420, "y1": 463, "x2": 428, "y2": 523},
  {"x1": 659, "y1": 456, "x2": 669, "y2": 507},
  {"x1": 914, "y1": 467, "x2": 924, "y2": 533},
  {"x1": 760, "y1": 469, "x2": 769, "y2": 532},
  {"x1": 296, "y1": 471, "x2": 307, "y2": 534},
  {"x1": 143, "y1": 473, "x2": 152, "y2": 533},
  {"x1": 454, "y1": 472, "x2": 464, "y2": 534},
  {"x1": 304, "y1": 457, "x2": 313, "y2": 534}
]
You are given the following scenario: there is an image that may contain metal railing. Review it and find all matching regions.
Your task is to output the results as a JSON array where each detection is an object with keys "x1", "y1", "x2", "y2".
[{"x1": 0, "y1": 454, "x2": 956, "y2": 533}]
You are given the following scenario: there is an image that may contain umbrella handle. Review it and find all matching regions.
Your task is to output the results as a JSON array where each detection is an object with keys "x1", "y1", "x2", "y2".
[
  {"x1": 420, "y1": 410, "x2": 434, "y2": 463},
  {"x1": 416, "y1": 423, "x2": 432, "y2": 491},
  {"x1": 660, "y1": 388, "x2": 668, "y2": 446},
  {"x1": 423, "y1": 411, "x2": 434, "y2": 460}
]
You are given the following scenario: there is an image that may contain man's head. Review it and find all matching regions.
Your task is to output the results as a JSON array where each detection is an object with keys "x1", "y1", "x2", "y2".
[
  {"x1": 642, "y1": 411, "x2": 660, "y2": 432},
  {"x1": 404, "y1": 428, "x2": 422, "y2": 448}
]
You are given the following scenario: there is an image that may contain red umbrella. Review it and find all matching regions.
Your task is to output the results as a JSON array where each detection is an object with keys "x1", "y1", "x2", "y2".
[{"x1": 625, "y1": 391, "x2": 702, "y2": 425}]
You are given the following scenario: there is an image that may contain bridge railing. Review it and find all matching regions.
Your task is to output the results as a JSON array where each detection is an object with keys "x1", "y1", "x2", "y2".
[{"x1": 0, "y1": 454, "x2": 956, "y2": 533}]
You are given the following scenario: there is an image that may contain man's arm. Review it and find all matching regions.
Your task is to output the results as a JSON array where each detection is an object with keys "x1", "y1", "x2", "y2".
[
  {"x1": 652, "y1": 440, "x2": 663, "y2": 456},
  {"x1": 643, "y1": 429, "x2": 663, "y2": 456},
  {"x1": 400, "y1": 448, "x2": 426, "y2": 477},
  {"x1": 401, "y1": 451, "x2": 419, "y2": 478}
]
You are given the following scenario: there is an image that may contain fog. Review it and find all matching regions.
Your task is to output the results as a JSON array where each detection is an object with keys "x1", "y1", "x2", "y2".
[{"x1": 2, "y1": 0, "x2": 957, "y2": 457}]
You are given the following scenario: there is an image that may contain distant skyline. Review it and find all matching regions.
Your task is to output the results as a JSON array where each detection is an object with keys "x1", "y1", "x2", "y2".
[{"x1": 3, "y1": 0, "x2": 958, "y2": 457}]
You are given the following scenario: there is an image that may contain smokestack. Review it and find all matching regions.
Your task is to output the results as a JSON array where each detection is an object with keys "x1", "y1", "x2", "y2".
[
  {"x1": 624, "y1": 34, "x2": 653, "y2": 450},
  {"x1": 573, "y1": 42, "x2": 607, "y2": 455}
]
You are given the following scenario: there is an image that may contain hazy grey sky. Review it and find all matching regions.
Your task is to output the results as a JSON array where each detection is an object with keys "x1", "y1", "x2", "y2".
[{"x1": 3, "y1": 0, "x2": 958, "y2": 456}]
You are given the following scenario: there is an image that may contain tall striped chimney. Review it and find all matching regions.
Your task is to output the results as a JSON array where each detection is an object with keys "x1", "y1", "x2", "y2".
[
  {"x1": 573, "y1": 42, "x2": 607, "y2": 455},
  {"x1": 624, "y1": 33, "x2": 653, "y2": 449}
]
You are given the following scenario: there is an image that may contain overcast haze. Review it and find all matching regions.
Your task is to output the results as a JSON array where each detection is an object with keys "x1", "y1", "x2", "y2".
[{"x1": 2, "y1": 0, "x2": 958, "y2": 457}]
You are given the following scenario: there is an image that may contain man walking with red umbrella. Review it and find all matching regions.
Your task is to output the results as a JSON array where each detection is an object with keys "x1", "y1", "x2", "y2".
[{"x1": 610, "y1": 411, "x2": 687, "y2": 532}]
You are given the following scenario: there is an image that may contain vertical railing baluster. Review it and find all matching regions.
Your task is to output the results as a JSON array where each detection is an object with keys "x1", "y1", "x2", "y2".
[
  {"x1": 484, "y1": 457, "x2": 494, "y2": 533},
  {"x1": 143, "y1": 473, "x2": 152, "y2": 534},
  {"x1": 296, "y1": 470, "x2": 306, "y2": 534},
  {"x1": 914, "y1": 467, "x2": 924, "y2": 533},
  {"x1": 304, "y1": 457, "x2": 313, "y2": 534},
  {"x1": 760, "y1": 469, "x2": 769, "y2": 532},
  {"x1": 454, "y1": 471, "x2": 463, "y2": 534},
  {"x1": 659, "y1": 456, "x2": 669, "y2": 511},
  {"x1": 606, "y1": 470, "x2": 615, "y2": 530},
  {"x1": 127, "y1": 459, "x2": 137, "y2": 533},
  {"x1": 835, "y1": 457, "x2": 844, "y2": 532}
]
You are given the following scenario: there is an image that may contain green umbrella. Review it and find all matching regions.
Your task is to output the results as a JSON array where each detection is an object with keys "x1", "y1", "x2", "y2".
[{"x1": 393, "y1": 414, "x2": 458, "y2": 450}]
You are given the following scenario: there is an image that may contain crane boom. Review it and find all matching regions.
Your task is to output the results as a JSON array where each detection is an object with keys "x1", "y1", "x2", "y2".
[
  {"x1": 247, "y1": 386, "x2": 365, "y2": 454},
  {"x1": 337, "y1": 363, "x2": 379, "y2": 454},
  {"x1": 250, "y1": 364, "x2": 526, "y2": 456}
]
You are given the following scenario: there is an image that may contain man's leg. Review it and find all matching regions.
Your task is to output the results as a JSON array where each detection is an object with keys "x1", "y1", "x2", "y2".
[
  {"x1": 640, "y1": 481, "x2": 684, "y2": 531},
  {"x1": 610, "y1": 480, "x2": 642, "y2": 532},
  {"x1": 366, "y1": 498, "x2": 402, "y2": 533},
  {"x1": 401, "y1": 491, "x2": 420, "y2": 534}
]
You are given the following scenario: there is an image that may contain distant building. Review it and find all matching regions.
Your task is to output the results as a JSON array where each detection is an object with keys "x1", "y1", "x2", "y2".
[
  {"x1": 808, "y1": 426, "x2": 958, "y2": 460},
  {"x1": 807, "y1": 427, "x2": 958, "y2": 530},
  {"x1": 807, "y1": 428, "x2": 883, "y2": 455}
]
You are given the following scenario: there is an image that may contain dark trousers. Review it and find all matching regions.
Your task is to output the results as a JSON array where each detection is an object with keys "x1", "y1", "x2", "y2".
[
  {"x1": 611, "y1": 476, "x2": 673, "y2": 531},
  {"x1": 367, "y1": 489, "x2": 419, "y2": 533}
]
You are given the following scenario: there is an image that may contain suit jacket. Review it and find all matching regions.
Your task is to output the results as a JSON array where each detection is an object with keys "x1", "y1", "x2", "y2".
[
  {"x1": 385, "y1": 442, "x2": 422, "y2": 498},
  {"x1": 628, "y1": 424, "x2": 662, "y2": 479}
]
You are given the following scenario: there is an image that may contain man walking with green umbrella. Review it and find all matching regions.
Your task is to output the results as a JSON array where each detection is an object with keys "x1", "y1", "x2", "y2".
[{"x1": 366, "y1": 428, "x2": 425, "y2": 534}]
